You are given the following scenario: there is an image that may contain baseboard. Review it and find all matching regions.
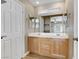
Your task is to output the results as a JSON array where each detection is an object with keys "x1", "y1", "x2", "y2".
[{"x1": 21, "y1": 51, "x2": 30, "y2": 59}]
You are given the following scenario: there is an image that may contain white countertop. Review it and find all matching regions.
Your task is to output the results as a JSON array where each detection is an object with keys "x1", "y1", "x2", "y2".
[{"x1": 28, "y1": 33, "x2": 69, "y2": 38}]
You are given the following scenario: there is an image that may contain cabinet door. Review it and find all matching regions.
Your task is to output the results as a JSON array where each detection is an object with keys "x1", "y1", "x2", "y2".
[
  {"x1": 28, "y1": 37, "x2": 39, "y2": 54},
  {"x1": 39, "y1": 38, "x2": 50, "y2": 56},
  {"x1": 59, "y1": 39, "x2": 69, "y2": 59},
  {"x1": 51, "y1": 39, "x2": 69, "y2": 59}
]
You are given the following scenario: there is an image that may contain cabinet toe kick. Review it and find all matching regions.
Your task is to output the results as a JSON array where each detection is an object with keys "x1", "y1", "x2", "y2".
[{"x1": 51, "y1": 54, "x2": 65, "y2": 58}]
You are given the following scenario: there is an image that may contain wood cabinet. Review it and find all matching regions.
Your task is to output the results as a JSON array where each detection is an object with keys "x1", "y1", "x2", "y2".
[
  {"x1": 28, "y1": 37, "x2": 39, "y2": 54},
  {"x1": 50, "y1": 39, "x2": 69, "y2": 59},
  {"x1": 28, "y1": 37, "x2": 69, "y2": 59}
]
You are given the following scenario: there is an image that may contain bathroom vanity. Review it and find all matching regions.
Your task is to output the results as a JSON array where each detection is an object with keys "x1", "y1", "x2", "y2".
[
  {"x1": 28, "y1": 33, "x2": 69, "y2": 59},
  {"x1": 27, "y1": 11, "x2": 70, "y2": 59}
]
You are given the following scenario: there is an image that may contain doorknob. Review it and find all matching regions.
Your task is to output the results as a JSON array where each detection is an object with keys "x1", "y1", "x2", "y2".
[
  {"x1": 1, "y1": 35, "x2": 7, "y2": 39},
  {"x1": 1, "y1": 0, "x2": 7, "y2": 4},
  {"x1": 73, "y1": 38, "x2": 78, "y2": 41}
]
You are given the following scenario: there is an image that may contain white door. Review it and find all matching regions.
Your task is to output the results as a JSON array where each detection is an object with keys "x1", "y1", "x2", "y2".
[
  {"x1": 1, "y1": 0, "x2": 26, "y2": 59},
  {"x1": 73, "y1": 40, "x2": 78, "y2": 59},
  {"x1": 1, "y1": 0, "x2": 11, "y2": 59},
  {"x1": 11, "y1": 1, "x2": 25, "y2": 59}
]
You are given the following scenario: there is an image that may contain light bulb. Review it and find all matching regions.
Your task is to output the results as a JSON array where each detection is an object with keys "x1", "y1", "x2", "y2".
[{"x1": 36, "y1": 1, "x2": 39, "y2": 4}]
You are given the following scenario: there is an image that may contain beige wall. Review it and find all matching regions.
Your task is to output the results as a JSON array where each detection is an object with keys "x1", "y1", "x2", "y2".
[
  {"x1": 19, "y1": 0, "x2": 65, "y2": 17},
  {"x1": 66, "y1": 0, "x2": 74, "y2": 59},
  {"x1": 38, "y1": 2, "x2": 65, "y2": 11},
  {"x1": 36, "y1": 2, "x2": 65, "y2": 16},
  {"x1": 20, "y1": 0, "x2": 35, "y2": 17},
  {"x1": 65, "y1": 0, "x2": 68, "y2": 13}
]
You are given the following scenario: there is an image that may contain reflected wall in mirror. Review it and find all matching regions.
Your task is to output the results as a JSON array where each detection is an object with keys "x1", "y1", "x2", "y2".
[
  {"x1": 29, "y1": 17, "x2": 40, "y2": 33},
  {"x1": 50, "y1": 16, "x2": 67, "y2": 33}
]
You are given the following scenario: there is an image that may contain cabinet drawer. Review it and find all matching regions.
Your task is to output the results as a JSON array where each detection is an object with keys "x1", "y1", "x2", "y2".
[
  {"x1": 40, "y1": 43, "x2": 50, "y2": 49},
  {"x1": 39, "y1": 38, "x2": 50, "y2": 42}
]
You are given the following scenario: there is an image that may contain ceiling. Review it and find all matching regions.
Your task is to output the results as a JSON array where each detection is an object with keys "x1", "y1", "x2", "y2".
[{"x1": 27, "y1": 0, "x2": 65, "y2": 6}]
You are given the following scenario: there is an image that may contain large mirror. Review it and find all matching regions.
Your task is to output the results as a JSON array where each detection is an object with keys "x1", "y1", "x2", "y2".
[{"x1": 29, "y1": 14, "x2": 68, "y2": 33}]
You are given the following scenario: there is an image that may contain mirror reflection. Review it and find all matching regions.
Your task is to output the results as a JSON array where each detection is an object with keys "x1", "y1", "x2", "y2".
[{"x1": 29, "y1": 14, "x2": 67, "y2": 33}]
